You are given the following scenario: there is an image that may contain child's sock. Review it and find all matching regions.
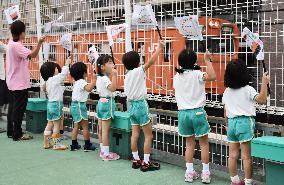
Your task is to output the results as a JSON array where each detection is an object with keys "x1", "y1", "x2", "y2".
[
  {"x1": 60, "y1": 130, "x2": 64, "y2": 135},
  {"x1": 231, "y1": 175, "x2": 240, "y2": 183},
  {"x1": 202, "y1": 163, "x2": 210, "y2": 173},
  {"x1": 85, "y1": 140, "x2": 91, "y2": 146},
  {"x1": 132, "y1": 151, "x2": 140, "y2": 160},
  {"x1": 186, "y1": 163, "x2": 194, "y2": 173},
  {"x1": 103, "y1": 146, "x2": 109, "y2": 156},
  {"x1": 72, "y1": 139, "x2": 78, "y2": 146},
  {"x1": 245, "y1": 178, "x2": 253, "y2": 185},
  {"x1": 143, "y1": 154, "x2": 150, "y2": 164}
]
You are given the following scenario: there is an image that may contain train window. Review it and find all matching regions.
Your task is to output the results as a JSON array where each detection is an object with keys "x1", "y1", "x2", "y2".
[
  {"x1": 137, "y1": 42, "x2": 145, "y2": 64},
  {"x1": 164, "y1": 41, "x2": 171, "y2": 62},
  {"x1": 186, "y1": 40, "x2": 206, "y2": 53},
  {"x1": 186, "y1": 37, "x2": 234, "y2": 54},
  {"x1": 49, "y1": 45, "x2": 56, "y2": 62}
]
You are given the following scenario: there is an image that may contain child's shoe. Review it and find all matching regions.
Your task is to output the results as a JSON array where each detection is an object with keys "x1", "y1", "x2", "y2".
[
  {"x1": 99, "y1": 151, "x2": 104, "y2": 158},
  {"x1": 230, "y1": 180, "x2": 245, "y2": 185},
  {"x1": 140, "y1": 161, "x2": 160, "y2": 172},
  {"x1": 83, "y1": 143, "x2": 96, "y2": 152},
  {"x1": 102, "y1": 152, "x2": 120, "y2": 161},
  {"x1": 53, "y1": 143, "x2": 68, "y2": 150},
  {"x1": 132, "y1": 159, "x2": 142, "y2": 169},
  {"x1": 185, "y1": 171, "x2": 199, "y2": 183},
  {"x1": 201, "y1": 171, "x2": 211, "y2": 184},
  {"x1": 43, "y1": 135, "x2": 52, "y2": 149},
  {"x1": 70, "y1": 143, "x2": 81, "y2": 151},
  {"x1": 52, "y1": 135, "x2": 68, "y2": 150}
]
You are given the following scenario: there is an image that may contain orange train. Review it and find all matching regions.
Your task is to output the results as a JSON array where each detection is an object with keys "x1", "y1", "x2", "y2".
[{"x1": 2, "y1": 17, "x2": 240, "y2": 95}]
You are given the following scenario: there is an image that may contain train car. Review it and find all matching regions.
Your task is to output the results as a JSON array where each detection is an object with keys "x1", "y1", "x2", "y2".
[{"x1": 1, "y1": 16, "x2": 240, "y2": 97}]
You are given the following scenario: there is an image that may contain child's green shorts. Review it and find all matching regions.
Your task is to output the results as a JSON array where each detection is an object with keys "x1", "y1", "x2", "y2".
[
  {"x1": 47, "y1": 101, "x2": 63, "y2": 121},
  {"x1": 71, "y1": 101, "x2": 88, "y2": 123},
  {"x1": 96, "y1": 97, "x2": 116, "y2": 120},
  {"x1": 227, "y1": 116, "x2": 255, "y2": 143},
  {"x1": 178, "y1": 107, "x2": 210, "y2": 137},
  {"x1": 128, "y1": 99, "x2": 151, "y2": 126}
]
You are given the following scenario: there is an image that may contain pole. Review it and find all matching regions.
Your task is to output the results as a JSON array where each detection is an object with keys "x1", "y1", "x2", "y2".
[
  {"x1": 35, "y1": 0, "x2": 45, "y2": 98},
  {"x1": 124, "y1": 0, "x2": 132, "y2": 52}
]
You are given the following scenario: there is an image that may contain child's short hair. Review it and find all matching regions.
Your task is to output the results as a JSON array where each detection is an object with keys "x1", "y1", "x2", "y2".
[
  {"x1": 122, "y1": 51, "x2": 140, "y2": 70},
  {"x1": 40, "y1": 62, "x2": 62, "y2": 81},
  {"x1": 70, "y1": 62, "x2": 87, "y2": 81},
  {"x1": 96, "y1": 54, "x2": 112, "y2": 76},
  {"x1": 175, "y1": 49, "x2": 201, "y2": 73},
  {"x1": 10, "y1": 20, "x2": 26, "y2": 42},
  {"x1": 224, "y1": 59, "x2": 250, "y2": 89}
]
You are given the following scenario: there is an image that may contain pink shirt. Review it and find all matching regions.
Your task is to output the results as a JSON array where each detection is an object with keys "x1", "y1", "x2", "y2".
[{"x1": 6, "y1": 40, "x2": 31, "y2": 91}]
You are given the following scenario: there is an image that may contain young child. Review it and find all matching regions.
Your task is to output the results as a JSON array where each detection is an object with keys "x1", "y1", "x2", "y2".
[
  {"x1": 96, "y1": 55, "x2": 120, "y2": 161},
  {"x1": 40, "y1": 58, "x2": 71, "y2": 150},
  {"x1": 122, "y1": 41, "x2": 164, "y2": 172},
  {"x1": 6, "y1": 20, "x2": 45, "y2": 141},
  {"x1": 70, "y1": 62, "x2": 96, "y2": 152},
  {"x1": 173, "y1": 49, "x2": 216, "y2": 183},
  {"x1": 223, "y1": 60, "x2": 269, "y2": 185}
]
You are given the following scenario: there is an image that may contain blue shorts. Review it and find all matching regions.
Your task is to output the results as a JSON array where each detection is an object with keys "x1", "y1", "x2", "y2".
[
  {"x1": 128, "y1": 99, "x2": 151, "y2": 126},
  {"x1": 178, "y1": 107, "x2": 210, "y2": 137},
  {"x1": 71, "y1": 101, "x2": 88, "y2": 123},
  {"x1": 47, "y1": 101, "x2": 63, "y2": 121},
  {"x1": 96, "y1": 97, "x2": 116, "y2": 120},
  {"x1": 227, "y1": 116, "x2": 255, "y2": 143}
]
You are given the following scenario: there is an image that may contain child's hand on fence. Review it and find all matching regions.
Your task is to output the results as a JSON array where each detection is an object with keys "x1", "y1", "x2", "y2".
[
  {"x1": 204, "y1": 49, "x2": 212, "y2": 62},
  {"x1": 262, "y1": 72, "x2": 270, "y2": 85},
  {"x1": 158, "y1": 40, "x2": 165, "y2": 49},
  {"x1": 39, "y1": 36, "x2": 46, "y2": 44}
]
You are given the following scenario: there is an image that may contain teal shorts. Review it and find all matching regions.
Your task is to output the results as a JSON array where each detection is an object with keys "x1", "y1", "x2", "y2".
[
  {"x1": 178, "y1": 107, "x2": 210, "y2": 137},
  {"x1": 47, "y1": 101, "x2": 63, "y2": 121},
  {"x1": 227, "y1": 116, "x2": 255, "y2": 143},
  {"x1": 96, "y1": 97, "x2": 116, "y2": 120},
  {"x1": 71, "y1": 101, "x2": 88, "y2": 123},
  {"x1": 128, "y1": 99, "x2": 151, "y2": 126}
]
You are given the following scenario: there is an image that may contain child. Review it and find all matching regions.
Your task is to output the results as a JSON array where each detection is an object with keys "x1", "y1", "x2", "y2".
[
  {"x1": 173, "y1": 49, "x2": 216, "y2": 183},
  {"x1": 70, "y1": 62, "x2": 96, "y2": 152},
  {"x1": 40, "y1": 58, "x2": 71, "y2": 150},
  {"x1": 122, "y1": 41, "x2": 164, "y2": 172},
  {"x1": 6, "y1": 20, "x2": 45, "y2": 141},
  {"x1": 223, "y1": 60, "x2": 269, "y2": 185},
  {"x1": 96, "y1": 55, "x2": 120, "y2": 161}
]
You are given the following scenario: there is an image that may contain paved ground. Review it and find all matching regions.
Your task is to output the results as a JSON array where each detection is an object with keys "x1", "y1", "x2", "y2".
[{"x1": 0, "y1": 117, "x2": 254, "y2": 185}]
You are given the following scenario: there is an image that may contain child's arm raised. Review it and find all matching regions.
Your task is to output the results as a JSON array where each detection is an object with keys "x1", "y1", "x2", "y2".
[
  {"x1": 108, "y1": 67, "x2": 117, "y2": 92},
  {"x1": 54, "y1": 57, "x2": 71, "y2": 82},
  {"x1": 28, "y1": 36, "x2": 45, "y2": 58},
  {"x1": 84, "y1": 65, "x2": 97, "y2": 92},
  {"x1": 144, "y1": 41, "x2": 165, "y2": 71},
  {"x1": 255, "y1": 72, "x2": 270, "y2": 104},
  {"x1": 203, "y1": 49, "x2": 216, "y2": 81}
]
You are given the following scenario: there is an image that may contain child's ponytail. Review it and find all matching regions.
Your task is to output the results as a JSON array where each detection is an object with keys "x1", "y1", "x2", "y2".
[
  {"x1": 175, "y1": 65, "x2": 201, "y2": 74},
  {"x1": 175, "y1": 67, "x2": 185, "y2": 73}
]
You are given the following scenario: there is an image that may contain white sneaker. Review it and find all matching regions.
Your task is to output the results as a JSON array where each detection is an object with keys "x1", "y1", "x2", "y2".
[
  {"x1": 53, "y1": 143, "x2": 68, "y2": 150},
  {"x1": 185, "y1": 171, "x2": 199, "y2": 183},
  {"x1": 201, "y1": 171, "x2": 211, "y2": 184}
]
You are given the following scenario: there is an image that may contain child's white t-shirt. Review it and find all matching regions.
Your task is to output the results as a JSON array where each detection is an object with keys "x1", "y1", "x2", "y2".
[
  {"x1": 173, "y1": 70, "x2": 206, "y2": 110},
  {"x1": 222, "y1": 85, "x2": 259, "y2": 118},
  {"x1": 46, "y1": 65, "x2": 69, "y2": 101},
  {"x1": 124, "y1": 66, "x2": 147, "y2": 100},
  {"x1": 72, "y1": 79, "x2": 90, "y2": 102},
  {"x1": 96, "y1": 75, "x2": 113, "y2": 97}
]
